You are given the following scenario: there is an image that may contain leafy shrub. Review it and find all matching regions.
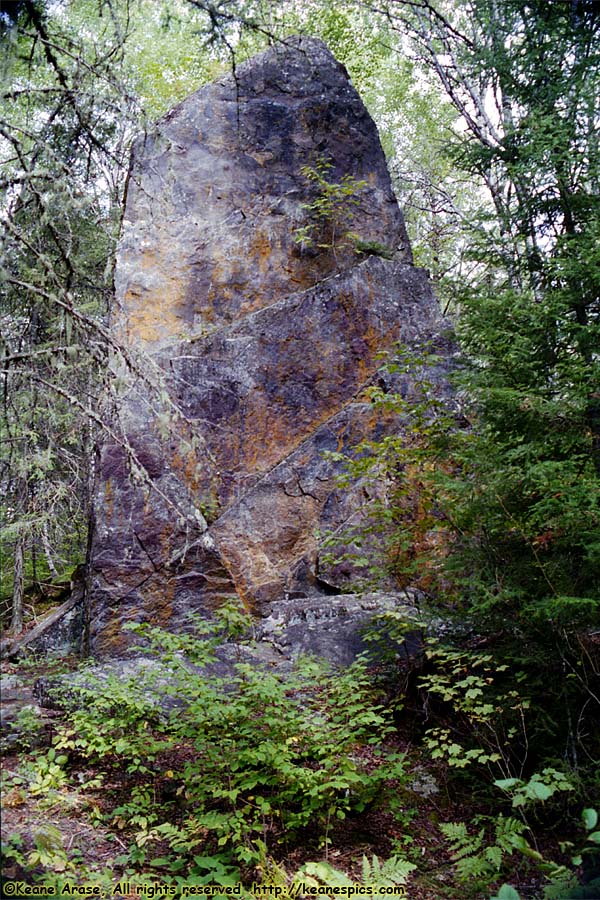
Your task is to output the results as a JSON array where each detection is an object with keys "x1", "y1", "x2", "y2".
[
  {"x1": 25, "y1": 747, "x2": 69, "y2": 796},
  {"x1": 490, "y1": 807, "x2": 600, "y2": 900},
  {"x1": 53, "y1": 601, "x2": 408, "y2": 872}
]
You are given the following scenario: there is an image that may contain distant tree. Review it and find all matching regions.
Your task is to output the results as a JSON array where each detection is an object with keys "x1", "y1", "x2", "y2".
[
  {"x1": 398, "y1": 0, "x2": 600, "y2": 616},
  {"x1": 340, "y1": 0, "x2": 600, "y2": 767},
  {"x1": 0, "y1": 0, "x2": 137, "y2": 627}
]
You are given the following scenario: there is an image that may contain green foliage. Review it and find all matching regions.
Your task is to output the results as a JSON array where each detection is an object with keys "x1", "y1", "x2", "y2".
[
  {"x1": 1, "y1": 4, "x2": 598, "y2": 896},
  {"x1": 26, "y1": 747, "x2": 69, "y2": 797},
  {"x1": 570, "y1": 808, "x2": 600, "y2": 867},
  {"x1": 490, "y1": 807, "x2": 600, "y2": 900},
  {"x1": 328, "y1": 333, "x2": 598, "y2": 770},
  {"x1": 491, "y1": 886, "x2": 521, "y2": 900},
  {"x1": 27, "y1": 824, "x2": 69, "y2": 873},
  {"x1": 123, "y1": 1, "x2": 225, "y2": 117},
  {"x1": 294, "y1": 157, "x2": 368, "y2": 259},
  {"x1": 409, "y1": 0, "x2": 600, "y2": 638},
  {"x1": 495, "y1": 770, "x2": 575, "y2": 809},
  {"x1": 353, "y1": 239, "x2": 395, "y2": 259},
  {"x1": 51, "y1": 602, "x2": 408, "y2": 872},
  {"x1": 416, "y1": 642, "x2": 533, "y2": 777},
  {"x1": 319, "y1": 343, "x2": 456, "y2": 593},
  {"x1": 360, "y1": 853, "x2": 416, "y2": 886},
  {"x1": 448, "y1": 285, "x2": 600, "y2": 623},
  {"x1": 442, "y1": 806, "x2": 599, "y2": 898},
  {"x1": 0, "y1": 0, "x2": 138, "y2": 622},
  {"x1": 310, "y1": 0, "x2": 600, "y2": 786},
  {"x1": 297, "y1": 853, "x2": 416, "y2": 888},
  {"x1": 1, "y1": 703, "x2": 47, "y2": 752},
  {"x1": 54, "y1": 666, "x2": 176, "y2": 775},
  {"x1": 1, "y1": 831, "x2": 26, "y2": 871},
  {"x1": 2, "y1": 824, "x2": 75, "y2": 876},
  {"x1": 440, "y1": 815, "x2": 527, "y2": 883}
]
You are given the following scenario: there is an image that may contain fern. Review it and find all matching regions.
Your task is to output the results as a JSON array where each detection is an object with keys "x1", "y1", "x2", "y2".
[
  {"x1": 299, "y1": 855, "x2": 415, "y2": 889},
  {"x1": 441, "y1": 816, "x2": 527, "y2": 883},
  {"x1": 494, "y1": 816, "x2": 528, "y2": 851},
  {"x1": 440, "y1": 821, "x2": 485, "y2": 859},
  {"x1": 485, "y1": 844, "x2": 503, "y2": 871},
  {"x1": 361, "y1": 854, "x2": 416, "y2": 885}
]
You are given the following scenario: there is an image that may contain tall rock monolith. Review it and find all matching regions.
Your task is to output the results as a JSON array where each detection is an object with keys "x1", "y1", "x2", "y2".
[{"x1": 86, "y1": 36, "x2": 452, "y2": 656}]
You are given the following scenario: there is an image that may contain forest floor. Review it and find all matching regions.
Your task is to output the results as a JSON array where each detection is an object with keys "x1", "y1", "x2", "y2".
[{"x1": 0, "y1": 656, "x2": 554, "y2": 900}]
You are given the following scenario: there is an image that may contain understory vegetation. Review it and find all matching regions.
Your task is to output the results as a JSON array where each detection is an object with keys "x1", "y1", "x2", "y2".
[
  {"x1": 1, "y1": 599, "x2": 599, "y2": 898},
  {"x1": 1, "y1": 0, "x2": 599, "y2": 898}
]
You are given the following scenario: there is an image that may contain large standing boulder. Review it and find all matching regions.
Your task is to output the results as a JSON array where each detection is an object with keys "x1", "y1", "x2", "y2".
[{"x1": 86, "y1": 36, "x2": 452, "y2": 656}]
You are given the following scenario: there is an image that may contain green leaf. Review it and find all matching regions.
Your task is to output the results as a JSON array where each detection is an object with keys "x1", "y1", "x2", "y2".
[
  {"x1": 495, "y1": 778, "x2": 521, "y2": 791},
  {"x1": 507, "y1": 834, "x2": 531, "y2": 853},
  {"x1": 303, "y1": 862, "x2": 353, "y2": 886},
  {"x1": 526, "y1": 781, "x2": 553, "y2": 802},
  {"x1": 583, "y1": 809, "x2": 598, "y2": 831},
  {"x1": 493, "y1": 886, "x2": 521, "y2": 900}
]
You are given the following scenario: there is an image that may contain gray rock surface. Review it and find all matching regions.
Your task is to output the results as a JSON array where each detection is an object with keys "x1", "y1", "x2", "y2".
[
  {"x1": 257, "y1": 591, "x2": 423, "y2": 667},
  {"x1": 33, "y1": 591, "x2": 423, "y2": 714},
  {"x1": 86, "y1": 36, "x2": 453, "y2": 656}
]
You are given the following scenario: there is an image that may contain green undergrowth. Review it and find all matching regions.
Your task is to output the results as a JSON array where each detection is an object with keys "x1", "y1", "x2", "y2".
[{"x1": 1, "y1": 600, "x2": 599, "y2": 899}]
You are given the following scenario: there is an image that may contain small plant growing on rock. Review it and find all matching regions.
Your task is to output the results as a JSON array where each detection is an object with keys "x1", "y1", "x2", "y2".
[{"x1": 294, "y1": 156, "x2": 368, "y2": 259}]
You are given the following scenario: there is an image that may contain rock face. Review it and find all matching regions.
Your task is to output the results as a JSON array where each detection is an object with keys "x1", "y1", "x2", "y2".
[{"x1": 86, "y1": 36, "x2": 452, "y2": 656}]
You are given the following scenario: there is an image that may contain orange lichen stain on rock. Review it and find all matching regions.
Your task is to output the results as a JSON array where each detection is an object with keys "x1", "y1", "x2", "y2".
[
  {"x1": 184, "y1": 448, "x2": 202, "y2": 491},
  {"x1": 170, "y1": 443, "x2": 203, "y2": 495},
  {"x1": 158, "y1": 521, "x2": 177, "y2": 568},
  {"x1": 141, "y1": 491, "x2": 155, "y2": 521},
  {"x1": 238, "y1": 395, "x2": 282, "y2": 472},
  {"x1": 239, "y1": 394, "x2": 317, "y2": 477},
  {"x1": 215, "y1": 490, "x2": 319, "y2": 607},
  {"x1": 233, "y1": 550, "x2": 283, "y2": 609},
  {"x1": 334, "y1": 286, "x2": 360, "y2": 320},
  {"x1": 246, "y1": 150, "x2": 275, "y2": 167},
  {"x1": 95, "y1": 609, "x2": 142, "y2": 655},
  {"x1": 125, "y1": 289, "x2": 185, "y2": 345},
  {"x1": 142, "y1": 574, "x2": 175, "y2": 629},
  {"x1": 354, "y1": 324, "x2": 385, "y2": 386},
  {"x1": 210, "y1": 538, "x2": 258, "y2": 613},
  {"x1": 334, "y1": 419, "x2": 351, "y2": 453},
  {"x1": 237, "y1": 295, "x2": 261, "y2": 318},
  {"x1": 250, "y1": 227, "x2": 273, "y2": 276},
  {"x1": 119, "y1": 247, "x2": 188, "y2": 345},
  {"x1": 203, "y1": 256, "x2": 250, "y2": 322}
]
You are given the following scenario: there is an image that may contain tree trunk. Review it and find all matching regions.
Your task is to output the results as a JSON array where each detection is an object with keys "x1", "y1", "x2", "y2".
[
  {"x1": 11, "y1": 535, "x2": 25, "y2": 634},
  {"x1": 41, "y1": 521, "x2": 59, "y2": 578}
]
